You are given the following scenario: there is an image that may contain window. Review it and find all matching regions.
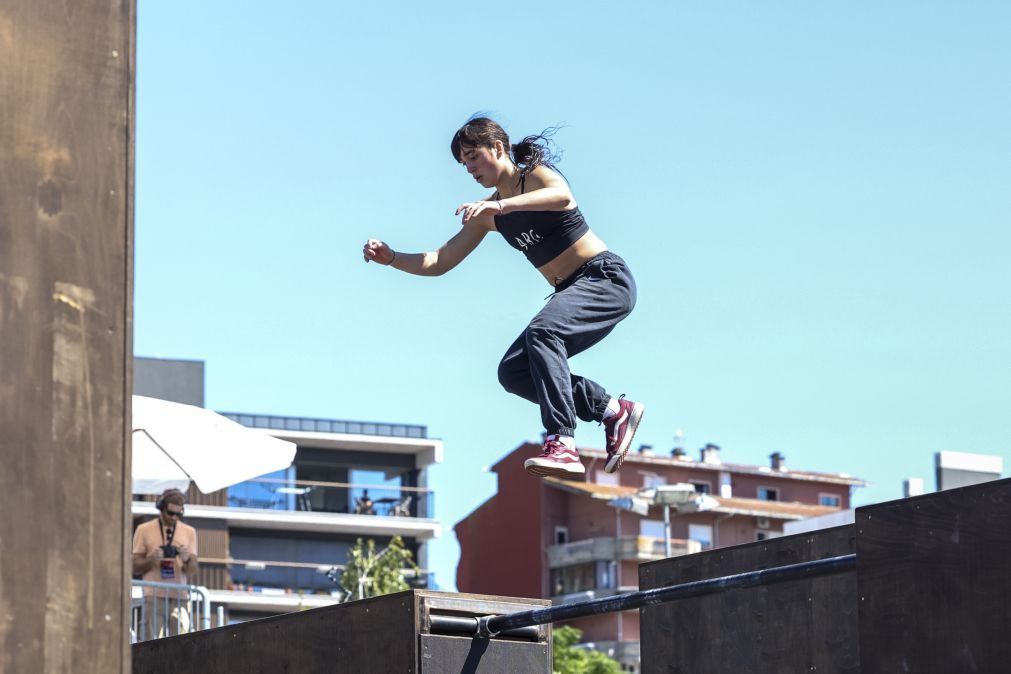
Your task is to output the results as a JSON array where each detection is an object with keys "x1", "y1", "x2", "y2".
[
  {"x1": 595, "y1": 471, "x2": 618, "y2": 486},
  {"x1": 554, "y1": 526, "x2": 569, "y2": 545},
  {"x1": 643, "y1": 473, "x2": 666, "y2": 488},
  {"x1": 757, "y1": 486, "x2": 779, "y2": 501},
  {"x1": 688, "y1": 524, "x2": 713, "y2": 550},
  {"x1": 819, "y1": 493, "x2": 841, "y2": 507},
  {"x1": 640, "y1": 520, "x2": 665, "y2": 539},
  {"x1": 690, "y1": 481, "x2": 711, "y2": 495},
  {"x1": 550, "y1": 561, "x2": 614, "y2": 596}
]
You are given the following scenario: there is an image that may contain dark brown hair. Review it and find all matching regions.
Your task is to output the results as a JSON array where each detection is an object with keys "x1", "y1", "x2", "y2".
[
  {"x1": 450, "y1": 117, "x2": 562, "y2": 180},
  {"x1": 158, "y1": 488, "x2": 186, "y2": 509}
]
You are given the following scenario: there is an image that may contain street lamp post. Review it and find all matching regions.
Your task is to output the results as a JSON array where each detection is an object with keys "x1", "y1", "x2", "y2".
[{"x1": 640, "y1": 483, "x2": 698, "y2": 558}]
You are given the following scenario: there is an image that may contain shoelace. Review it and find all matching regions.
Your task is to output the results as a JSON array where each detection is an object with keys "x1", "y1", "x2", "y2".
[{"x1": 541, "y1": 440, "x2": 570, "y2": 458}]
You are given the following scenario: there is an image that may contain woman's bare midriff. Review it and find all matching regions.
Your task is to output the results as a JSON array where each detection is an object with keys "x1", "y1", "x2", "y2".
[{"x1": 537, "y1": 230, "x2": 609, "y2": 286}]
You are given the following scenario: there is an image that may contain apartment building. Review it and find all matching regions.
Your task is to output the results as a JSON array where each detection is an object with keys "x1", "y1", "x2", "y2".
[
  {"x1": 455, "y1": 441, "x2": 866, "y2": 672},
  {"x1": 132, "y1": 357, "x2": 442, "y2": 621}
]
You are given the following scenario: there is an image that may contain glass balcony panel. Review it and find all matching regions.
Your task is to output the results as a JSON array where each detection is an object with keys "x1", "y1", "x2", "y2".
[{"x1": 227, "y1": 478, "x2": 433, "y2": 519}]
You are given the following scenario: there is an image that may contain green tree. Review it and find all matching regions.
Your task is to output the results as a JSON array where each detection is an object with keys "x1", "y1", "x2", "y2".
[
  {"x1": 340, "y1": 536, "x2": 419, "y2": 600},
  {"x1": 553, "y1": 625, "x2": 622, "y2": 674}
]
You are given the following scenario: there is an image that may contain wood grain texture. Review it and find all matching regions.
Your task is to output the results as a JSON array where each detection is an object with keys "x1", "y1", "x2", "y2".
[
  {"x1": 0, "y1": 1, "x2": 134, "y2": 672},
  {"x1": 639, "y1": 526, "x2": 858, "y2": 673},
  {"x1": 856, "y1": 477, "x2": 1011, "y2": 673}
]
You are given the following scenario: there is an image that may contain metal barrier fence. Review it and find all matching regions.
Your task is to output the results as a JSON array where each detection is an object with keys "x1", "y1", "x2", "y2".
[{"x1": 131, "y1": 580, "x2": 213, "y2": 642}]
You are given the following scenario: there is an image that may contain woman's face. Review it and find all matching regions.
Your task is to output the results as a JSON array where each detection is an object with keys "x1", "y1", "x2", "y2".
[{"x1": 459, "y1": 143, "x2": 502, "y2": 188}]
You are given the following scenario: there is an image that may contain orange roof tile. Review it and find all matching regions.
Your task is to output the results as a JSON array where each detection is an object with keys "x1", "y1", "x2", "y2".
[
  {"x1": 578, "y1": 448, "x2": 867, "y2": 487},
  {"x1": 542, "y1": 477, "x2": 840, "y2": 521}
]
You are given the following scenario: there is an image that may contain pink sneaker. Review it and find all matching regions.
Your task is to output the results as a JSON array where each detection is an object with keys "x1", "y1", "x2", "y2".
[
  {"x1": 603, "y1": 395, "x2": 645, "y2": 473},
  {"x1": 524, "y1": 438, "x2": 586, "y2": 479}
]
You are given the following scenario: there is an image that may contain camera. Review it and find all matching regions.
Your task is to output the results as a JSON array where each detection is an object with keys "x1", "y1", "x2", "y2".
[{"x1": 160, "y1": 544, "x2": 179, "y2": 558}]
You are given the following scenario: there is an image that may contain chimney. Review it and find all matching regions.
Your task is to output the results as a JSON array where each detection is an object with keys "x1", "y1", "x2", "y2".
[
  {"x1": 700, "y1": 443, "x2": 721, "y2": 465},
  {"x1": 638, "y1": 444, "x2": 654, "y2": 455},
  {"x1": 903, "y1": 477, "x2": 924, "y2": 498},
  {"x1": 770, "y1": 452, "x2": 786, "y2": 472}
]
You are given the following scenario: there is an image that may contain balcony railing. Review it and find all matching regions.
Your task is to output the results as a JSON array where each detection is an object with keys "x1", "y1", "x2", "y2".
[
  {"x1": 221, "y1": 412, "x2": 427, "y2": 439},
  {"x1": 198, "y1": 557, "x2": 432, "y2": 596},
  {"x1": 547, "y1": 535, "x2": 701, "y2": 568},
  {"x1": 227, "y1": 478, "x2": 434, "y2": 519}
]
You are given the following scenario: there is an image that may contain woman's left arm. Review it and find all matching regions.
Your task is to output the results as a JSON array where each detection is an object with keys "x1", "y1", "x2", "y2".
[{"x1": 498, "y1": 166, "x2": 574, "y2": 213}]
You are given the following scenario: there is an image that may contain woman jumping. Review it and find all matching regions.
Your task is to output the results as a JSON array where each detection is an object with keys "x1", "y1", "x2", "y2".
[{"x1": 363, "y1": 117, "x2": 644, "y2": 479}]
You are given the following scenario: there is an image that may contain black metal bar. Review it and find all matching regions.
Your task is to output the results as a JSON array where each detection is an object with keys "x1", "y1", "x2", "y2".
[
  {"x1": 428, "y1": 615, "x2": 541, "y2": 640},
  {"x1": 480, "y1": 553, "x2": 856, "y2": 636}
]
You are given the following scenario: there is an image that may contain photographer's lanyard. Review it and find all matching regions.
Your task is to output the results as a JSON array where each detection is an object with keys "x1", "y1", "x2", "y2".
[{"x1": 158, "y1": 519, "x2": 176, "y2": 580}]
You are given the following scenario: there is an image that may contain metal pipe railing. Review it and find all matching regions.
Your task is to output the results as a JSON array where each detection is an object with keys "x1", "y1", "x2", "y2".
[
  {"x1": 429, "y1": 554, "x2": 856, "y2": 638},
  {"x1": 132, "y1": 580, "x2": 213, "y2": 638}
]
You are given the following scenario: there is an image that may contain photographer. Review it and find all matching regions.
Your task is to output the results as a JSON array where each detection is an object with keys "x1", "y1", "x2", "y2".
[{"x1": 132, "y1": 488, "x2": 199, "y2": 638}]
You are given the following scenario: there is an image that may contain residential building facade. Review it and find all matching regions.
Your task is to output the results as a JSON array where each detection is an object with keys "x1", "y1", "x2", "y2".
[
  {"x1": 455, "y1": 441, "x2": 865, "y2": 672},
  {"x1": 131, "y1": 358, "x2": 442, "y2": 623}
]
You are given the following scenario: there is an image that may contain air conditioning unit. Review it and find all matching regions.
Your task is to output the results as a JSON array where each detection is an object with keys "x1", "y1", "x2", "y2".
[{"x1": 756, "y1": 517, "x2": 771, "y2": 529}]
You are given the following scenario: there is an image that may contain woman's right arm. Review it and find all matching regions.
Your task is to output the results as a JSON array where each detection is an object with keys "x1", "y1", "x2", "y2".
[{"x1": 364, "y1": 216, "x2": 491, "y2": 277}]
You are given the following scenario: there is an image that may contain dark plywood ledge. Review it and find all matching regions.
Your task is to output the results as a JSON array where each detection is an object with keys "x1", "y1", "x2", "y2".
[
  {"x1": 132, "y1": 590, "x2": 552, "y2": 674},
  {"x1": 857, "y1": 477, "x2": 1011, "y2": 672},
  {"x1": 637, "y1": 478, "x2": 1011, "y2": 672},
  {"x1": 639, "y1": 526, "x2": 859, "y2": 673}
]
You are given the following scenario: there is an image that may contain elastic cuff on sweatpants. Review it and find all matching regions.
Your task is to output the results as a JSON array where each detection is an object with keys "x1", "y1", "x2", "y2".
[
  {"x1": 550, "y1": 428, "x2": 575, "y2": 438},
  {"x1": 594, "y1": 397, "x2": 611, "y2": 422}
]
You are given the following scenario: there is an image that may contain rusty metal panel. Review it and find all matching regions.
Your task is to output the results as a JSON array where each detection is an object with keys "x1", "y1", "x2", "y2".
[
  {"x1": 0, "y1": 0, "x2": 134, "y2": 672},
  {"x1": 857, "y1": 477, "x2": 1011, "y2": 672},
  {"x1": 639, "y1": 526, "x2": 858, "y2": 673}
]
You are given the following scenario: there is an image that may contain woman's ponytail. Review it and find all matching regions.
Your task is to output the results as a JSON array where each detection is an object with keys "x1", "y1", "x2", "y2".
[{"x1": 511, "y1": 127, "x2": 562, "y2": 178}]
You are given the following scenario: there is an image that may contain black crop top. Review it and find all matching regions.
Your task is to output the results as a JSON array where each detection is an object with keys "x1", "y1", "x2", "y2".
[
  {"x1": 492, "y1": 177, "x2": 590, "y2": 267},
  {"x1": 494, "y1": 208, "x2": 590, "y2": 267}
]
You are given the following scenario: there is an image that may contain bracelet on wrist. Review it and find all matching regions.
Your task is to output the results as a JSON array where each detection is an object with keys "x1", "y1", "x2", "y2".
[{"x1": 388, "y1": 250, "x2": 397, "y2": 266}]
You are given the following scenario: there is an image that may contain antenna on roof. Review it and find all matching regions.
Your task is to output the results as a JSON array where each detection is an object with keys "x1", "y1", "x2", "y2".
[{"x1": 671, "y1": 429, "x2": 687, "y2": 459}]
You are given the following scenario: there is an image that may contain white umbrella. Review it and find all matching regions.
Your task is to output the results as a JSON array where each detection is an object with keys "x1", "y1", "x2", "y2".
[{"x1": 132, "y1": 395, "x2": 297, "y2": 494}]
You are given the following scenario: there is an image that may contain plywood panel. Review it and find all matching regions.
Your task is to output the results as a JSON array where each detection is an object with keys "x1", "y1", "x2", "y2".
[
  {"x1": 135, "y1": 591, "x2": 417, "y2": 673},
  {"x1": 857, "y1": 478, "x2": 1011, "y2": 672},
  {"x1": 133, "y1": 590, "x2": 553, "y2": 673},
  {"x1": 0, "y1": 1, "x2": 134, "y2": 671},
  {"x1": 419, "y1": 635, "x2": 549, "y2": 673},
  {"x1": 639, "y1": 526, "x2": 858, "y2": 673}
]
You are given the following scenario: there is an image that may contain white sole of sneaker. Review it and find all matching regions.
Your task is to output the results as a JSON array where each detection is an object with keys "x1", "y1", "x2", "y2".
[
  {"x1": 524, "y1": 460, "x2": 586, "y2": 480},
  {"x1": 604, "y1": 402, "x2": 645, "y2": 473}
]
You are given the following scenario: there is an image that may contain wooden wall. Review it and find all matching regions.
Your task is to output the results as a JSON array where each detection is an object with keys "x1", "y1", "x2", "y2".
[
  {"x1": 639, "y1": 526, "x2": 859, "y2": 673},
  {"x1": 639, "y1": 478, "x2": 1011, "y2": 672},
  {"x1": 133, "y1": 590, "x2": 552, "y2": 674},
  {"x1": 857, "y1": 477, "x2": 1011, "y2": 672},
  {"x1": 0, "y1": 1, "x2": 134, "y2": 672}
]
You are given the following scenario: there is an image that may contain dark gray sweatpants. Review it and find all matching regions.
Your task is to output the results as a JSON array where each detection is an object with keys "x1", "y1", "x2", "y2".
[{"x1": 497, "y1": 251, "x2": 637, "y2": 437}]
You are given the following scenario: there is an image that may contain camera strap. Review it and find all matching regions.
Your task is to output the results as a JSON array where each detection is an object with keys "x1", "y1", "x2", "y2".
[{"x1": 159, "y1": 519, "x2": 176, "y2": 547}]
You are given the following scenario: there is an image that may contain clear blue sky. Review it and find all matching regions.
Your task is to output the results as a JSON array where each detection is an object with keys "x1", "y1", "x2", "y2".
[{"x1": 136, "y1": 1, "x2": 1011, "y2": 591}]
